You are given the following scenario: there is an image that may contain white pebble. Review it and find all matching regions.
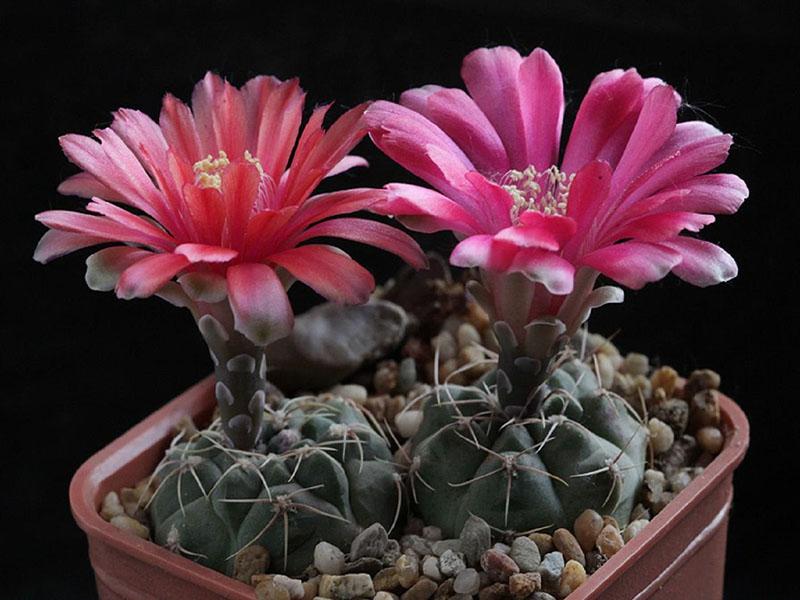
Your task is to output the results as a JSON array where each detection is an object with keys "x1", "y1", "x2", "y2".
[
  {"x1": 314, "y1": 541, "x2": 345, "y2": 575},
  {"x1": 648, "y1": 418, "x2": 675, "y2": 454},
  {"x1": 395, "y1": 410, "x2": 424, "y2": 438},
  {"x1": 457, "y1": 323, "x2": 482, "y2": 349}
]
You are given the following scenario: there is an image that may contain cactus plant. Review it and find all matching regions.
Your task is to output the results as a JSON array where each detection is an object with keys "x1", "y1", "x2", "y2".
[
  {"x1": 148, "y1": 393, "x2": 403, "y2": 576},
  {"x1": 406, "y1": 346, "x2": 647, "y2": 538}
]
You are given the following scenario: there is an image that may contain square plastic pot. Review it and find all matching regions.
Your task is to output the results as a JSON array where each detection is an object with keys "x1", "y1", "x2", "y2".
[{"x1": 70, "y1": 375, "x2": 749, "y2": 599}]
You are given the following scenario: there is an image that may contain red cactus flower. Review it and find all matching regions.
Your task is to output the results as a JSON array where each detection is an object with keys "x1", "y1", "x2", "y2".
[
  {"x1": 365, "y1": 47, "x2": 746, "y2": 315},
  {"x1": 35, "y1": 72, "x2": 425, "y2": 345}
]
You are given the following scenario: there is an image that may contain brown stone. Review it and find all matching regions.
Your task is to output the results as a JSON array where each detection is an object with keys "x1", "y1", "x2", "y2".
[
  {"x1": 596, "y1": 525, "x2": 624, "y2": 557},
  {"x1": 508, "y1": 572, "x2": 541, "y2": 598},
  {"x1": 651, "y1": 398, "x2": 689, "y2": 437},
  {"x1": 551, "y1": 529, "x2": 585, "y2": 566},
  {"x1": 233, "y1": 544, "x2": 269, "y2": 583},
  {"x1": 433, "y1": 578, "x2": 454, "y2": 599},
  {"x1": 573, "y1": 510, "x2": 603, "y2": 554},
  {"x1": 374, "y1": 567, "x2": 401, "y2": 591},
  {"x1": 255, "y1": 581, "x2": 291, "y2": 600},
  {"x1": 558, "y1": 560, "x2": 587, "y2": 597},
  {"x1": 697, "y1": 426, "x2": 724, "y2": 454},
  {"x1": 303, "y1": 576, "x2": 320, "y2": 600},
  {"x1": 585, "y1": 551, "x2": 607, "y2": 574},
  {"x1": 601, "y1": 516, "x2": 619, "y2": 531},
  {"x1": 529, "y1": 533, "x2": 554, "y2": 556},
  {"x1": 684, "y1": 369, "x2": 721, "y2": 399},
  {"x1": 480, "y1": 548, "x2": 520, "y2": 582},
  {"x1": 690, "y1": 390, "x2": 721, "y2": 431},
  {"x1": 397, "y1": 554, "x2": 421, "y2": 588},
  {"x1": 401, "y1": 577, "x2": 438, "y2": 600},
  {"x1": 478, "y1": 583, "x2": 511, "y2": 600},
  {"x1": 650, "y1": 366, "x2": 678, "y2": 398}
]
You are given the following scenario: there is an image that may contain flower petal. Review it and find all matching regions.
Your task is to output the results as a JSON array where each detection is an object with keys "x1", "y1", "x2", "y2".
[
  {"x1": 518, "y1": 48, "x2": 564, "y2": 170},
  {"x1": 581, "y1": 241, "x2": 682, "y2": 289},
  {"x1": 366, "y1": 101, "x2": 476, "y2": 203},
  {"x1": 461, "y1": 46, "x2": 528, "y2": 167},
  {"x1": 296, "y1": 217, "x2": 426, "y2": 269},
  {"x1": 159, "y1": 93, "x2": 202, "y2": 163},
  {"x1": 325, "y1": 155, "x2": 369, "y2": 178},
  {"x1": 33, "y1": 230, "x2": 106, "y2": 264},
  {"x1": 241, "y1": 75, "x2": 305, "y2": 181},
  {"x1": 269, "y1": 244, "x2": 375, "y2": 304},
  {"x1": 509, "y1": 248, "x2": 575, "y2": 295},
  {"x1": 227, "y1": 262, "x2": 293, "y2": 345},
  {"x1": 450, "y1": 235, "x2": 519, "y2": 272},
  {"x1": 57, "y1": 172, "x2": 123, "y2": 202},
  {"x1": 401, "y1": 85, "x2": 509, "y2": 173},
  {"x1": 607, "y1": 211, "x2": 715, "y2": 243},
  {"x1": 562, "y1": 69, "x2": 646, "y2": 173},
  {"x1": 35, "y1": 210, "x2": 173, "y2": 251},
  {"x1": 659, "y1": 237, "x2": 738, "y2": 286},
  {"x1": 174, "y1": 243, "x2": 239, "y2": 263},
  {"x1": 85, "y1": 247, "x2": 153, "y2": 291},
  {"x1": 116, "y1": 252, "x2": 190, "y2": 299},
  {"x1": 374, "y1": 183, "x2": 484, "y2": 236},
  {"x1": 178, "y1": 271, "x2": 228, "y2": 303}
]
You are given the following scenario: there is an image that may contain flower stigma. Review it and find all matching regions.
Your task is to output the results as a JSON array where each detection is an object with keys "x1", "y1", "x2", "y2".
[{"x1": 501, "y1": 165, "x2": 574, "y2": 223}]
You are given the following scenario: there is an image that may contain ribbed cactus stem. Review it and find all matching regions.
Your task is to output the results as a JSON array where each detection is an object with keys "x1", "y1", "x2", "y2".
[{"x1": 197, "y1": 310, "x2": 267, "y2": 451}]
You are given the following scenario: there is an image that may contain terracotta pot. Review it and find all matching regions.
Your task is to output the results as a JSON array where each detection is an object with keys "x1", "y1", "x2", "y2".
[{"x1": 70, "y1": 376, "x2": 749, "y2": 599}]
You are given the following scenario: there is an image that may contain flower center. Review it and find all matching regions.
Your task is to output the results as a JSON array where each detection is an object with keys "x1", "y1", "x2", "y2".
[
  {"x1": 193, "y1": 150, "x2": 264, "y2": 190},
  {"x1": 500, "y1": 165, "x2": 574, "y2": 223}
]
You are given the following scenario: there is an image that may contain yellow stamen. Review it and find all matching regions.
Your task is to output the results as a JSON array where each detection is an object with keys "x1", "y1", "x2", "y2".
[{"x1": 193, "y1": 151, "x2": 230, "y2": 190}]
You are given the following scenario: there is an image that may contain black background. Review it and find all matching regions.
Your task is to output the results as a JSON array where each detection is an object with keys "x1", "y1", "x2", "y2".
[{"x1": 3, "y1": 1, "x2": 798, "y2": 598}]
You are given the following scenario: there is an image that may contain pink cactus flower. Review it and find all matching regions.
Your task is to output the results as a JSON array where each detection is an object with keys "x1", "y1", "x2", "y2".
[
  {"x1": 365, "y1": 46, "x2": 747, "y2": 331},
  {"x1": 35, "y1": 72, "x2": 425, "y2": 345}
]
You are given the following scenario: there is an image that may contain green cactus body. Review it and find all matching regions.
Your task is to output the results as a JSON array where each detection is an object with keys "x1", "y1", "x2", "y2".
[
  {"x1": 408, "y1": 359, "x2": 647, "y2": 538},
  {"x1": 148, "y1": 395, "x2": 401, "y2": 576}
]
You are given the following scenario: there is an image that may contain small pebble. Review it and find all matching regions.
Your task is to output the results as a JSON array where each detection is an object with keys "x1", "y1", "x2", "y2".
[
  {"x1": 397, "y1": 358, "x2": 418, "y2": 394},
  {"x1": 585, "y1": 550, "x2": 607, "y2": 574},
  {"x1": 109, "y1": 514, "x2": 149, "y2": 539},
  {"x1": 529, "y1": 533, "x2": 554, "y2": 556},
  {"x1": 650, "y1": 366, "x2": 678, "y2": 398},
  {"x1": 478, "y1": 583, "x2": 510, "y2": 600},
  {"x1": 423, "y1": 526, "x2": 443, "y2": 542},
  {"x1": 532, "y1": 594, "x2": 556, "y2": 600},
  {"x1": 401, "y1": 577, "x2": 438, "y2": 600},
  {"x1": 397, "y1": 554, "x2": 420, "y2": 588},
  {"x1": 685, "y1": 369, "x2": 721, "y2": 399},
  {"x1": 438, "y1": 549, "x2": 466, "y2": 577},
  {"x1": 433, "y1": 579, "x2": 454, "y2": 599},
  {"x1": 330, "y1": 384, "x2": 368, "y2": 403},
  {"x1": 558, "y1": 560, "x2": 587, "y2": 597},
  {"x1": 375, "y1": 593, "x2": 399, "y2": 600},
  {"x1": 509, "y1": 536, "x2": 541, "y2": 572},
  {"x1": 601, "y1": 516, "x2": 619, "y2": 531},
  {"x1": 233, "y1": 544, "x2": 269, "y2": 583},
  {"x1": 536, "y1": 552, "x2": 564, "y2": 590},
  {"x1": 657, "y1": 435, "x2": 699, "y2": 475},
  {"x1": 303, "y1": 577, "x2": 320, "y2": 600},
  {"x1": 573, "y1": 509, "x2": 603, "y2": 554},
  {"x1": 396, "y1": 410, "x2": 424, "y2": 438},
  {"x1": 314, "y1": 541, "x2": 345, "y2": 575},
  {"x1": 453, "y1": 568, "x2": 480, "y2": 595},
  {"x1": 374, "y1": 567, "x2": 401, "y2": 591},
  {"x1": 648, "y1": 417, "x2": 675, "y2": 454},
  {"x1": 273, "y1": 575, "x2": 304, "y2": 600},
  {"x1": 480, "y1": 548, "x2": 520, "y2": 582},
  {"x1": 620, "y1": 352, "x2": 649, "y2": 376},
  {"x1": 100, "y1": 491, "x2": 125, "y2": 521},
  {"x1": 432, "y1": 539, "x2": 462, "y2": 557},
  {"x1": 492, "y1": 542, "x2": 511, "y2": 554},
  {"x1": 508, "y1": 572, "x2": 541, "y2": 598},
  {"x1": 651, "y1": 399, "x2": 689, "y2": 437},
  {"x1": 596, "y1": 525, "x2": 624, "y2": 557},
  {"x1": 401, "y1": 534, "x2": 433, "y2": 556},
  {"x1": 255, "y1": 581, "x2": 290, "y2": 600},
  {"x1": 318, "y1": 574, "x2": 375, "y2": 599},
  {"x1": 623, "y1": 519, "x2": 649, "y2": 543},
  {"x1": 690, "y1": 390, "x2": 721, "y2": 431},
  {"x1": 350, "y1": 523, "x2": 389, "y2": 560},
  {"x1": 422, "y1": 556, "x2": 442, "y2": 582},
  {"x1": 431, "y1": 331, "x2": 458, "y2": 361},
  {"x1": 595, "y1": 353, "x2": 616, "y2": 388},
  {"x1": 343, "y1": 557, "x2": 383, "y2": 575},
  {"x1": 457, "y1": 323, "x2": 482, "y2": 348},
  {"x1": 552, "y1": 528, "x2": 585, "y2": 567},
  {"x1": 459, "y1": 515, "x2": 491, "y2": 567},
  {"x1": 630, "y1": 504, "x2": 651, "y2": 522},
  {"x1": 697, "y1": 426, "x2": 724, "y2": 454},
  {"x1": 667, "y1": 469, "x2": 693, "y2": 493},
  {"x1": 374, "y1": 360, "x2": 399, "y2": 394}
]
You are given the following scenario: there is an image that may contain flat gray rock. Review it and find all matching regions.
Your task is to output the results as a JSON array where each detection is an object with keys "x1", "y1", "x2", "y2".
[{"x1": 267, "y1": 300, "x2": 408, "y2": 392}]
